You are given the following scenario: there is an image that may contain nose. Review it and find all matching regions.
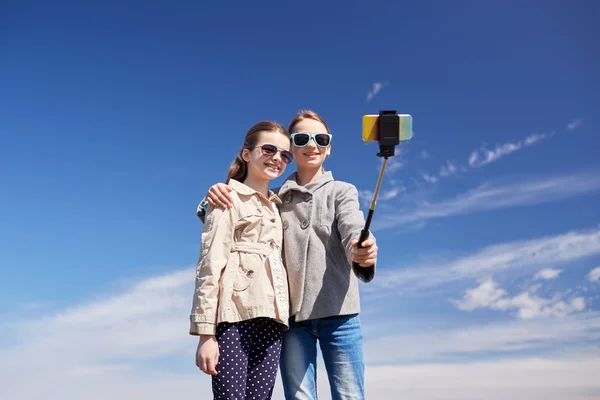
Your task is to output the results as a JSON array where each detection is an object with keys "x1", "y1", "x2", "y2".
[
  {"x1": 271, "y1": 151, "x2": 282, "y2": 161},
  {"x1": 306, "y1": 137, "x2": 317, "y2": 149}
]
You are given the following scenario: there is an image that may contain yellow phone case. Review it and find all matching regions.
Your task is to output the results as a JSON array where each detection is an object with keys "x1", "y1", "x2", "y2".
[{"x1": 362, "y1": 114, "x2": 413, "y2": 142}]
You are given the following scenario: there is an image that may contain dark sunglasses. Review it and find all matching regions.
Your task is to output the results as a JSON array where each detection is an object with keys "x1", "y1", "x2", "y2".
[
  {"x1": 254, "y1": 144, "x2": 294, "y2": 164},
  {"x1": 290, "y1": 133, "x2": 332, "y2": 148}
]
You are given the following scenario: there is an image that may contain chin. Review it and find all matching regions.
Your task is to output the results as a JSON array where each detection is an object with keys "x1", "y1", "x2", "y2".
[
  {"x1": 263, "y1": 169, "x2": 283, "y2": 179},
  {"x1": 299, "y1": 160, "x2": 323, "y2": 168}
]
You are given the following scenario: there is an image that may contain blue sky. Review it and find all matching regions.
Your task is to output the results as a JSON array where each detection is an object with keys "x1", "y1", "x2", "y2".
[{"x1": 1, "y1": 1, "x2": 599, "y2": 398}]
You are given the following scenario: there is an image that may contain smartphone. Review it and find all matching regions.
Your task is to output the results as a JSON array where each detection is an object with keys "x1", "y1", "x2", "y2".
[{"x1": 362, "y1": 114, "x2": 413, "y2": 142}]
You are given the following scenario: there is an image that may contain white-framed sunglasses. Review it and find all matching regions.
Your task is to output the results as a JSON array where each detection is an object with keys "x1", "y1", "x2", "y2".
[{"x1": 290, "y1": 133, "x2": 332, "y2": 148}]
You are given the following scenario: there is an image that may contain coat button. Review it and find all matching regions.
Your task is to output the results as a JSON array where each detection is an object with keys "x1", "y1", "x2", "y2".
[
  {"x1": 270, "y1": 240, "x2": 276, "y2": 248},
  {"x1": 282, "y1": 220, "x2": 289, "y2": 229},
  {"x1": 304, "y1": 194, "x2": 311, "y2": 201},
  {"x1": 301, "y1": 220, "x2": 309, "y2": 229},
  {"x1": 285, "y1": 194, "x2": 293, "y2": 203},
  {"x1": 270, "y1": 218, "x2": 276, "y2": 223},
  {"x1": 246, "y1": 270, "x2": 255, "y2": 278}
]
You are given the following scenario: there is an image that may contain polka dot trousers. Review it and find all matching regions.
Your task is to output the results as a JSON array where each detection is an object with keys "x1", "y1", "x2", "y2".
[{"x1": 212, "y1": 317, "x2": 283, "y2": 400}]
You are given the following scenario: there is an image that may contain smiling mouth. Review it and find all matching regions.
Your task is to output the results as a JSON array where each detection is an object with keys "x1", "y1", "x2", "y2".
[{"x1": 264, "y1": 162, "x2": 280, "y2": 171}]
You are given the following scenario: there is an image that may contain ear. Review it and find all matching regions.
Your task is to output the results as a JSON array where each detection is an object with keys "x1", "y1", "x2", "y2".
[
  {"x1": 326, "y1": 146, "x2": 331, "y2": 157},
  {"x1": 241, "y1": 148, "x2": 251, "y2": 162}
]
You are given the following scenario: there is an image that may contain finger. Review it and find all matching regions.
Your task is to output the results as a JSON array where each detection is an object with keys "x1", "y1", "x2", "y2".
[
  {"x1": 206, "y1": 358, "x2": 218, "y2": 375},
  {"x1": 361, "y1": 238, "x2": 375, "y2": 247},
  {"x1": 218, "y1": 185, "x2": 232, "y2": 194},
  {"x1": 199, "y1": 358, "x2": 208, "y2": 374},
  {"x1": 211, "y1": 354, "x2": 219, "y2": 375},
  {"x1": 217, "y1": 194, "x2": 232, "y2": 209},
  {"x1": 351, "y1": 239, "x2": 357, "y2": 248}
]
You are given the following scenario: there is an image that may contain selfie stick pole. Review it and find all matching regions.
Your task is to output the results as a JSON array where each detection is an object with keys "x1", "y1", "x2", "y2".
[{"x1": 352, "y1": 110, "x2": 400, "y2": 268}]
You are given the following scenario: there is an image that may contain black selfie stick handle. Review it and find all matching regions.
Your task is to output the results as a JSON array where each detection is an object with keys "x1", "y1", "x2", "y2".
[
  {"x1": 352, "y1": 157, "x2": 388, "y2": 270},
  {"x1": 356, "y1": 209, "x2": 374, "y2": 249}
]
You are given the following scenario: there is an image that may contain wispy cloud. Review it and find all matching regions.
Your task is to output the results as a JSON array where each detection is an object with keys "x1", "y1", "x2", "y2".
[
  {"x1": 1, "y1": 262, "x2": 599, "y2": 400},
  {"x1": 363, "y1": 356, "x2": 600, "y2": 400},
  {"x1": 373, "y1": 170, "x2": 600, "y2": 230},
  {"x1": 372, "y1": 225, "x2": 600, "y2": 292},
  {"x1": 468, "y1": 131, "x2": 554, "y2": 168},
  {"x1": 364, "y1": 312, "x2": 600, "y2": 364},
  {"x1": 383, "y1": 157, "x2": 403, "y2": 173},
  {"x1": 380, "y1": 187, "x2": 402, "y2": 201},
  {"x1": 418, "y1": 118, "x2": 583, "y2": 185},
  {"x1": 588, "y1": 266, "x2": 600, "y2": 283},
  {"x1": 359, "y1": 186, "x2": 404, "y2": 207},
  {"x1": 420, "y1": 150, "x2": 431, "y2": 160},
  {"x1": 567, "y1": 119, "x2": 583, "y2": 131},
  {"x1": 421, "y1": 173, "x2": 439, "y2": 183},
  {"x1": 452, "y1": 278, "x2": 586, "y2": 319},
  {"x1": 439, "y1": 160, "x2": 458, "y2": 177},
  {"x1": 366, "y1": 81, "x2": 390, "y2": 102},
  {"x1": 535, "y1": 268, "x2": 562, "y2": 280}
]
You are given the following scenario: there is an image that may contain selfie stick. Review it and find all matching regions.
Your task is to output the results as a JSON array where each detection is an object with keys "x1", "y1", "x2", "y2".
[{"x1": 352, "y1": 110, "x2": 403, "y2": 270}]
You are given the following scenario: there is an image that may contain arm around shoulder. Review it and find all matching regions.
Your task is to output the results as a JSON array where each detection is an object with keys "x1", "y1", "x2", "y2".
[{"x1": 334, "y1": 182, "x2": 377, "y2": 283}]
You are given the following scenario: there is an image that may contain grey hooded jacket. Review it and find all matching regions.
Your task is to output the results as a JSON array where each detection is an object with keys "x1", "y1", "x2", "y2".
[{"x1": 273, "y1": 171, "x2": 375, "y2": 322}]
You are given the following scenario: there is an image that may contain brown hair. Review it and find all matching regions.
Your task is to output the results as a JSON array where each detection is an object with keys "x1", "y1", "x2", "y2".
[
  {"x1": 287, "y1": 110, "x2": 331, "y2": 134},
  {"x1": 226, "y1": 120, "x2": 289, "y2": 184}
]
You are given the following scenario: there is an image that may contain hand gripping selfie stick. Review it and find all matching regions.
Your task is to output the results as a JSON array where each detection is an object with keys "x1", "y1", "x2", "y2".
[{"x1": 352, "y1": 110, "x2": 413, "y2": 270}]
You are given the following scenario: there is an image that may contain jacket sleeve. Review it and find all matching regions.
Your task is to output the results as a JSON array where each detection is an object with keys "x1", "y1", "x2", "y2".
[
  {"x1": 334, "y1": 183, "x2": 376, "y2": 283},
  {"x1": 196, "y1": 197, "x2": 209, "y2": 224},
  {"x1": 189, "y1": 202, "x2": 236, "y2": 335}
]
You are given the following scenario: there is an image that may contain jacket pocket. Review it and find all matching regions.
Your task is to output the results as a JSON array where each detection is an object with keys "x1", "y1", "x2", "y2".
[
  {"x1": 232, "y1": 254, "x2": 255, "y2": 292},
  {"x1": 233, "y1": 268, "x2": 252, "y2": 291}
]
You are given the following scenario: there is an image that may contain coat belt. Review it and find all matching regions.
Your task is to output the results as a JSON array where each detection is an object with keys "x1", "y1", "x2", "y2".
[{"x1": 231, "y1": 243, "x2": 274, "y2": 256}]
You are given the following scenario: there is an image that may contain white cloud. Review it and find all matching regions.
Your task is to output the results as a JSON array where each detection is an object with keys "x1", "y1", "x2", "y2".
[
  {"x1": 358, "y1": 189, "x2": 374, "y2": 208},
  {"x1": 567, "y1": 119, "x2": 583, "y2": 131},
  {"x1": 453, "y1": 278, "x2": 507, "y2": 311},
  {"x1": 535, "y1": 268, "x2": 562, "y2": 280},
  {"x1": 524, "y1": 132, "x2": 550, "y2": 145},
  {"x1": 452, "y1": 279, "x2": 586, "y2": 319},
  {"x1": 359, "y1": 185, "x2": 403, "y2": 208},
  {"x1": 469, "y1": 141, "x2": 523, "y2": 167},
  {"x1": 422, "y1": 173, "x2": 439, "y2": 183},
  {"x1": 372, "y1": 225, "x2": 600, "y2": 292},
  {"x1": 468, "y1": 131, "x2": 555, "y2": 168},
  {"x1": 380, "y1": 187, "x2": 402, "y2": 201},
  {"x1": 372, "y1": 170, "x2": 600, "y2": 230},
  {"x1": 366, "y1": 81, "x2": 390, "y2": 102},
  {"x1": 439, "y1": 160, "x2": 458, "y2": 177},
  {"x1": 420, "y1": 150, "x2": 431, "y2": 159},
  {"x1": 384, "y1": 157, "x2": 403, "y2": 173},
  {"x1": 363, "y1": 312, "x2": 600, "y2": 365},
  {"x1": 363, "y1": 356, "x2": 600, "y2": 400},
  {"x1": 1, "y1": 264, "x2": 599, "y2": 400},
  {"x1": 588, "y1": 266, "x2": 600, "y2": 283}
]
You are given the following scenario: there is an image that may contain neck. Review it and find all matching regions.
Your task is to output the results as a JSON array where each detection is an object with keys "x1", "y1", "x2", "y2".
[
  {"x1": 296, "y1": 166, "x2": 324, "y2": 186},
  {"x1": 242, "y1": 175, "x2": 270, "y2": 198}
]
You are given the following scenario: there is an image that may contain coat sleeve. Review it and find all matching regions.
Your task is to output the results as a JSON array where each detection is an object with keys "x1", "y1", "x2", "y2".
[
  {"x1": 334, "y1": 183, "x2": 376, "y2": 283},
  {"x1": 189, "y1": 202, "x2": 236, "y2": 335}
]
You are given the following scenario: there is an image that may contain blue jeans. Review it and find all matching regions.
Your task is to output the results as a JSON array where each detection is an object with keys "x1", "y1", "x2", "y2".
[{"x1": 279, "y1": 313, "x2": 365, "y2": 400}]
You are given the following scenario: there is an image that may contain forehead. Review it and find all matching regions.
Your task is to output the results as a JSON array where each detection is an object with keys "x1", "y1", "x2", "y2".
[
  {"x1": 255, "y1": 130, "x2": 290, "y2": 149},
  {"x1": 291, "y1": 118, "x2": 327, "y2": 134}
]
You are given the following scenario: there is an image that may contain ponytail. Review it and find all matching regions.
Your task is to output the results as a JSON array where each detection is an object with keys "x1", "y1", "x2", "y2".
[{"x1": 226, "y1": 152, "x2": 247, "y2": 184}]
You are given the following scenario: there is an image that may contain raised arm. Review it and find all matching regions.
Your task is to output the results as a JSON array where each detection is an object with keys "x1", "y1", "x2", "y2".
[{"x1": 334, "y1": 183, "x2": 377, "y2": 283}]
